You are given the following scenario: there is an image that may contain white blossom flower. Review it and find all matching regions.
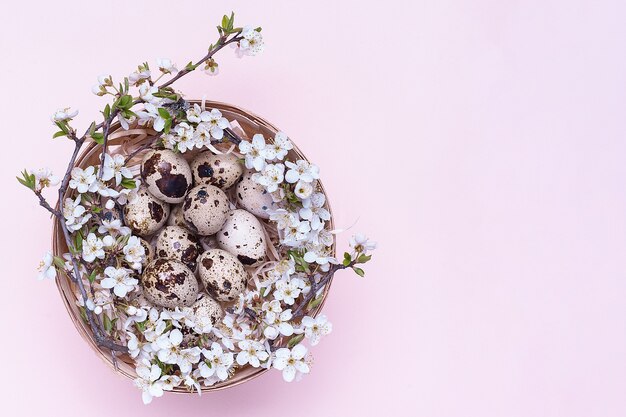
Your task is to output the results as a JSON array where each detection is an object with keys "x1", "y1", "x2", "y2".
[
  {"x1": 92, "y1": 75, "x2": 112, "y2": 96},
  {"x1": 129, "y1": 67, "x2": 151, "y2": 86},
  {"x1": 203, "y1": 109, "x2": 229, "y2": 140},
  {"x1": 37, "y1": 251, "x2": 56, "y2": 280},
  {"x1": 303, "y1": 244, "x2": 332, "y2": 265},
  {"x1": 177, "y1": 347, "x2": 202, "y2": 374},
  {"x1": 270, "y1": 209, "x2": 297, "y2": 230},
  {"x1": 236, "y1": 340, "x2": 269, "y2": 367},
  {"x1": 136, "y1": 103, "x2": 167, "y2": 132},
  {"x1": 263, "y1": 307, "x2": 294, "y2": 340},
  {"x1": 273, "y1": 345, "x2": 310, "y2": 382},
  {"x1": 203, "y1": 59, "x2": 219, "y2": 76},
  {"x1": 63, "y1": 196, "x2": 88, "y2": 231},
  {"x1": 349, "y1": 234, "x2": 377, "y2": 255},
  {"x1": 116, "y1": 180, "x2": 141, "y2": 205},
  {"x1": 134, "y1": 360, "x2": 163, "y2": 404},
  {"x1": 200, "y1": 342, "x2": 234, "y2": 381},
  {"x1": 117, "y1": 112, "x2": 136, "y2": 130},
  {"x1": 30, "y1": 168, "x2": 59, "y2": 191},
  {"x1": 285, "y1": 160, "x2": 320, "y2": 184},
  {"x1": 123, "y1": 236, "x2": 146, "y2": 270},
  {"x1": 253, "y1": 163, "x2": 284, "y2": 193},
  {"x1": 156, "y1": 58, "x2": 178, "y2": 75},
  {"x1": 51, "y1": 107, "x2": 78, "y2": 123},
  {"x1": 294, "y1": 180, "x2": 314, "y2": 200},
  {"x1": 82, "y1": 233, "x2": 105, "y2": 262},
  {"x1": 266, "y1": 132, "x2": 292, "y2": 160},
  {"x1": 237, "y1": 27, "x2": 264, "y2": 57},
  {"x1": 283, "y1": 217, "x2": 311, "y2": 246},
  {"x1": 299, "y1": 192, "x2": 330, "y2": 230},
  {"x1": 153, "y1": 329, "x2": 183, "y2": 364},
  {"x1": 273, "y1": 277, "x2": 305, "y2": 305},
  {"x1": 301, "y1": 315, "x2": 332, "y2": 346},
  {"x1": 93, "y1": 179, "x2": 120, "y2": 198},
  {"x1": 239, "y1": 134, "x2": 270, "y2": 171},
  {"x1": 101, "y1": 153, "x2": 133, "y2": 185},
  {"x1": 185, "y1": 103, "x2": 206, "y2": 124},
  {"x1": 101, "y1": 266, "x2": 137, "y2": 297},
  {"x1": 173, "y1": 122, "x2": 196, "y2": 153},
  {"x1": 98, "y1": 218, "x2": 131, "y2": 236},
  {"x1": 193, "y1": 122, "x2": 213, "y2": 149},
  {"x1": 158, "y1": 374, "x2": 181, "y2": 391},
  {"x1": 138, "y1": 83, "x2": 159, "y2": 103},
  {"x1": 69, "y1": 166, "x2": 97, "y2": 194}
]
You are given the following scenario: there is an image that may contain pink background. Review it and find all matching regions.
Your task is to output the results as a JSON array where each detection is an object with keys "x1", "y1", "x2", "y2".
[{"x1": 2, "y1": 0, "x2": 626, "y2": 415}]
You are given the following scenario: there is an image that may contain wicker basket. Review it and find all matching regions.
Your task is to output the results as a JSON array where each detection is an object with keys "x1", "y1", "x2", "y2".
[{"x1": 52, "y1": 101, "x2": 335, "y2": 392}]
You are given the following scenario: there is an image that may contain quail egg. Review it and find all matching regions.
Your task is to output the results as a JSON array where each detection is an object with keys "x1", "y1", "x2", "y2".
[
  {"x1": 191, "y1": 151, "x2": 243, "y2": 189},
  {"x1": 167, "y1": 204, "x2": 190, "y2": 230},
  {"x1": 235, "y1": 171, "x2": 275, "y2": 219},
  {"x1": 140, "y1": 258, "x2": 199, "y2": 308},
  {"x1": 191, "y1": 295, "x2": 223, "y2": 330},
  {"x1": 217, "y1": 209, "x2": 266, "y2": 265},
  {"x1": 198, "y1": 249, "x2": 248, "y2": 302},
  {"x1": 141, "y1": 149, "x2": 193, "y2": 204},
  {"x1": 182, "y1": 184, "x2": 230, "y2": 236},
  {"x1": 123, "y1": 186, "x2": 170, "y2": 236},
  {"x1": 155, "y1": 226, "x2": 202, "y2": 270}
]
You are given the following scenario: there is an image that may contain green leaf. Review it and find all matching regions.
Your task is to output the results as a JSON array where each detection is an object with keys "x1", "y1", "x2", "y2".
[
  {"x1": 91, "y1": 132, "x2": 104, "y2": 145},
  {"x1": 287, "y1": 334, "x2": 305, "y2": 349},
  {"x1": 121, "y1": 177, "x2": 137, "y2": 189},
  {"x1": 53, "y1": 256, "x2": 66, "y2": 269},
  {"x1": 118, "y1": 94, "x2": 133, "y2": 109},
  {"x1": 75, "y1": 231, "x2": 83, "y2": 252},
  {"x1": 163, "y1": 118, "x2": 172, "y2": 134},
  {"x1": 343, "y1": 252, "x2": 352, "y2": 266},
  {"x1": 221, "y1": 14, "x2": 229, "y2": 30},
  {"x1": 17, "y1": 169, "x2": 36, "y2": 190},
  {"x1": 53, "y1": 130, "x2": 67, "y2": 139},
  {"x1": 157, "y1": 107, "x2": 171, "y2": 119},
  {"x1": 307, "y1": 296, "x2": 324, "y2": 310},
  {"x1": 353, "y1": 267, "x2": 365, "y2": 277},
  {"x1": 357, "y1": 254, "x2": 372, "y2": 264},
  {"x1": 88, "y1": 269, "x2": 97, "y2": 283},
  {"x1": 103, "y1": 314, "x2": 113, "y2": 333},
  {"x1": 78, "y1": 306, "x2": 88, "y2": 323},
  {"x1": 227, "y1": 12, "x2": 235, "y2": 31},
  {"x1": 103, "y1": 104, "x2": 111, "y2": 119}
]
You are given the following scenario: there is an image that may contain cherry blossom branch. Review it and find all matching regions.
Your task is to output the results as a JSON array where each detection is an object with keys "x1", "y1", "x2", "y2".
[
  {"x1": 158, "y1": 33, "x2": 243, "y2": 90},
  {"x1": 292, "y1": 261, "x2": 357, "y2": 319}
]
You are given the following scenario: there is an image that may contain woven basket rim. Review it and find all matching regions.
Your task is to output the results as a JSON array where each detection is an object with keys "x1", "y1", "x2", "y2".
[{"x1": 52, "y1": 100, "x2": 336, "y2": 393}]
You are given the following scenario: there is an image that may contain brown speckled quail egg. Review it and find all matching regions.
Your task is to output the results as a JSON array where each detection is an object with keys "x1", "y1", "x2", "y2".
[
  {"x1": 236, "y1": 171, "x2": 275, "y2": 219},
  {"x1": 99, "y1": 204, "x2": 123, "y2": 223},
  {"x1": 141, "y1": 149, "x2": 193, "y2": 204},
  {"x1": 182, "y1": 184, "x2": 230, "y2": 236},
  {"x1": 155, "y1": 226, "x2": 202, "y2": 270},
  {"x1": 167, "y1": 204, "x2": 190, "y2": 230},
  {"x1": 191, "y1": 151, "x2": 243, "y2": 189},
  {"x1": 140, "y1": 258, "x2": 199, "y2": 308},
  {"x1": 139, "y1": 238, "x2": 155, "y2": 263},
  {"x1": 192, "y1": 295, "x2": 223, "y2": 329},
  {"x1": 123, "y1": 186, "x2": 170, "y2": 236},
  {"x1": 217, "y1": 209, "x2": 266, "y2": 265},
  {"x1": 198, "y1": 249, "x2": 248, "y2": 302}
]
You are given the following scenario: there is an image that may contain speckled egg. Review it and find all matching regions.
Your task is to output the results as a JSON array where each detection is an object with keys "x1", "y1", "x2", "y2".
[
  {"x1": 123, "y1": 186, "x2": 170, "y2": 236},
  {"x1": 217, "y1": 209, "x2": 266, "y2": 265},
  {"x1": 141, "y1": 149, "x2": 193, "y2": 204},
  {"x1": 140, "y1": 238, "x2": 155, "y2": 263},
  {"x1": 182, "y1": 184, "x2": 230, "y2": 236},
  {"x1": 198, "y1": 249, "x2": 248, "y2": 302},
  {"x1": 155, "y1": 226, "x2": 202, "y2": 270},
  {"x1": 235, "y1": 171, "x2": 275, "y2": 219},
  {"x1": 191, "y1": 152, "x2": 244, "y2": 189},
  {"x1": 167, "y1": 204, "x2": 190, "y2": 230},
  {"x1": 192, "y1": 295, "x2": 223, "y2": 329},
  {"x1": 140, "y1": 258, "x2": 199, "y2": 308}
]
